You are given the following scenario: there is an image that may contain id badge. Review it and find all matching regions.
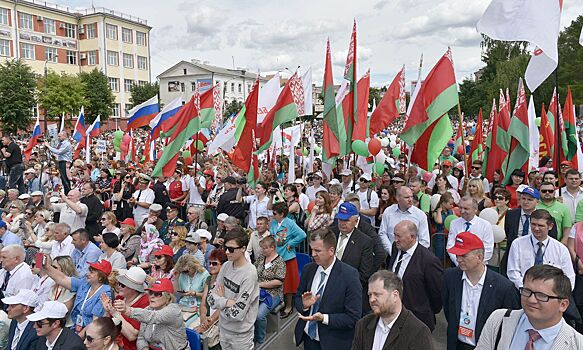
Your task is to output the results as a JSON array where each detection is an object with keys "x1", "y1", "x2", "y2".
[
  {"x1": 458, "y1": 313, "x2": 474, "y2": 339},
  {"x1": 74, "y1": 314, "x2": 84, "y2": 333}
]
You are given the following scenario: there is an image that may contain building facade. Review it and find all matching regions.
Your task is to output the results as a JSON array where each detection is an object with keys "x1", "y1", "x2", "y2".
[{"x1": 0, "y1": 0, "x2": 151, "y2": 127}]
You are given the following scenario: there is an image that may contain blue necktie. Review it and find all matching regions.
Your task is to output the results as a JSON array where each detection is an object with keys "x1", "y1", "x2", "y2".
[
  {"x1": 307, "y1": 271, "x2": 327, "y2": 340},
  {"x1": 535, "y1": 242, "x2": 544, "y2": 265},
  {"x1": 522, "y1": 215, "x2": 530, "y2": 236},
  {"x1": 465, "y1": 221, "x2": 471, "y2": 231}
]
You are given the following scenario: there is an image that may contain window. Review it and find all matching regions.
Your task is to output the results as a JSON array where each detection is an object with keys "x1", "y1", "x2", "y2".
[
  {"x1": 19, "y1": 13, "x2": 33, "y2": 30},
  {"x1": 44, "y1": 18, "x2": 56, "y2": 35},
  {"x1": 108, "y1": 77, "x2": 119, "y2": 92},
  {"x1": 247, "y1": 84, "x2": 251, "y2": 92},
  {"x1": 107, "y1": 50, "x2": 118, "y2": 66},
  {"x1": 138, "y1": 80, "x2": 147, "y2": 87},
  {"x1": 124, "y1": 79, "x2": 134, "y2": 92},
  {"x1": 180, "y1": 82, "x2": 185, "y2": 92},
  {"x1": 191, "y1": 82, "x2": 196, "y2": 91},
  {"x1": 136, "y1": 31, "x2": 146, "y2": 46},
  {"x1": 137, "y1": 55, "x2": 147, "y2": 70},
  {"x1": 0, "y1": 39, "x2": 9, "y2": 56},
  {"x1": 21, "y1": 43, "x2": 34, "y2": 59},
  {"x1": 45, "y1": 47, "x2": 57, "y2": 62},
  {"x1": 112, "y1": 103, "x2": 120, "y2": 117},
  {"x1": 122, "y1": 28, "x2": 132, "y2": 43},
  {"x1": 0, "y1": 8, "x2": 8, "y2": 26},
  {"x1": 86, "y1": 23, "x2": 96, "y2": 38},
  {"x1": 238, "y1": 84, "x2": 242, "y2": 93},
  {"x1": 230, "y1": 82, "x2": 234, "y2": 92},
  {"x1": 106, "y1": 24, "x2": 117, "y2": 40},
  {"x1": 123, "y1": 53, "x2": 133, "y2": 68},
  {"x1": 66, "y1": 50, "x2": 76, "y2": 65},
  {"x1": 87, "y1": 50, "x2": 97, "y2": 65},
  {"x1": 124, "y1": 104, "x2": 133, "y2": 115},
  {"x1": 64, "y1": 23, "x2": 76, "y2": 38},
  {"x1": 183, "y1": 68, "x2": 187, "y2": 75}
]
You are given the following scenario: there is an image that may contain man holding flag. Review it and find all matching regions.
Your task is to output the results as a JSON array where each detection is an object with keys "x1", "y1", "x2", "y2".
[{"x1": 44, "y1": 131, "x2": 73, "y2": 194}]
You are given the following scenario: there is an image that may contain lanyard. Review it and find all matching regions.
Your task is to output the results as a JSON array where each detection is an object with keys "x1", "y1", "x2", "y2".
[
  {"x1": 81, "y1": 285, "x2": 102, "y2": 312},
  {"x1": 530, "y1": 236, "x2": 547, "y2": 261}
]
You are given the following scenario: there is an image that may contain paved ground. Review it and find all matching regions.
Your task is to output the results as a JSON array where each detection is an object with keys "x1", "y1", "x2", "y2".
[{"x1": 259, "y1": 311, "x2": 448, "y2": 349}]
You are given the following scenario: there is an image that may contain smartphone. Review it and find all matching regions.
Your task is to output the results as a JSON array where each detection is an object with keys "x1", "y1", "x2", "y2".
[{"x1": 35, "y1": 253, "x2": 46, "y2": 268}]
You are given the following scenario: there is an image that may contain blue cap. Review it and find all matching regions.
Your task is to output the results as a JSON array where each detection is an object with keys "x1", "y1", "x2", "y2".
[
  {"x1": 0, "y1": 220, "x2": 6, "y2": 229},
  {"x1": 335, "y1": 202, "x2": 359, "y2": 221},
  {"x1": 521, "y1": 186, "x2": 540, "y2": 200}
]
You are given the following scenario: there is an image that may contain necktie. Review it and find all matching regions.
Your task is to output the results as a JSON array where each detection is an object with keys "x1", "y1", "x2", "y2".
[
  {"x1": 135, "y1": 190, "x2": 142, "y2": 208},
  {"x1": 525, "y1": 329, "x2": 541, "y2": 350},
  {"x1": 336, "y1": 233, "x2": 348, "y2": 259},
  {"x1": 11, "y1": 326, "x2": 21, "y2": 350},
  {"x1": 465, "y1": 221, "x2": 471, "y2": 231},
  {"x1": 1, "y1": 271, "x2": 10, "y2": 292},
  {"x1": 522, "y1": 215, "x2": 530, "y2": 236},
  {"x1": 535, "y1": 242, "x2": 544, "y2": 265},
  {"x1": 393, "y1": 250, "x2": 406, "y2": 276},
  {"x1": 307, "y1": 271, "x2": 327, "y2": 339}
]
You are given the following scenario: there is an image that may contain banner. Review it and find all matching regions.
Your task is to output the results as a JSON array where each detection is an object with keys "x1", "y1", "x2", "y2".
[
  {"x1": 197, "y1": 79, "x2": 212, "y2": 93},
  {"x1": 271, "y1": 125, "x2": 302, "y2": 156},
  {"x1": 96, "y1": 140, "x2": 107, "y2": 153}
]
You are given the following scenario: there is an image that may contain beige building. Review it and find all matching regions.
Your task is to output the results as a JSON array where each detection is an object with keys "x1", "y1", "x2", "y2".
[{"x1": 0, "y1": 0, "x2": 151, "y2": 127}]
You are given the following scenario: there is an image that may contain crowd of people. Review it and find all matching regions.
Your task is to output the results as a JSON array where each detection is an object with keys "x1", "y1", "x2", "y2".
[{"x1": 1, "y1": 129, "x2": 583, "y2": 350}]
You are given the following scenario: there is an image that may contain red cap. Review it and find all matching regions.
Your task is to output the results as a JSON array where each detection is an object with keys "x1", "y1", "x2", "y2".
[
  {"x1": 88, "y1": 260, "x2": 112, "y2": 276},
  {"x1": 153, "y1": 245, "x2": 174, "y2": 257},
  {"x1": 120, "y1": 218, "x2": 136, "y2": 227},
  {"x1": 447, "y1": 232, "x2": 484, "y2": 256},
  {"x1": 203, "y1": 169, "x2": 214, "y2": 177},
  {"x1": 561, "y1": 160, "x2": 574, "y2": 168},
  {"x1": 147, "y1": 278, "x2": 174, "y2": 293},
  {"x1": 442, "y1": 160, "x2": 452, "y2": 167}
]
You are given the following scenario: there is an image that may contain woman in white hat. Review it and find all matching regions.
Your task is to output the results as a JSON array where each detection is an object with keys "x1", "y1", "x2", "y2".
[{"x1": 195, "y1": 228, "x2": 215, "y2": 270}]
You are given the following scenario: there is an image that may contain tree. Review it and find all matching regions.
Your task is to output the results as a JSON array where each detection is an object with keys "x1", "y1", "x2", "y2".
[
  {"x1": 79, "y1": 68, "x2": 115, "y2": 124},
  {"x1": 39, "y1": 71, "x2": 85, "y2": 126},
  {"x1": 0, "y1": 60, "x2": 37, "y2": 134},
  {"x1": 369, "y1": 87, "x2": 381, "y2": 110},
  {"x1": 130, "y1": 82, "x2": 159, "y2": 106},
  {"x1": 223, "y1": 100, "x2": 243, "y2": 119}
]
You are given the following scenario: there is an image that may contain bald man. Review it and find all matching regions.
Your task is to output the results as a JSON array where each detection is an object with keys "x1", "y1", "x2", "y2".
[{"x1": 0, "y1": 245, "x2": 34, "y2": 310}]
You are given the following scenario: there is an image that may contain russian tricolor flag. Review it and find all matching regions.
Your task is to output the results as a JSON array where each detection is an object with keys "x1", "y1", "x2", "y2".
[
  {"x1": 24, "y1": 116, "x2": 42, "y2": 160},
  {"x1": 149, "y1": 97, "x2": 182, "y2": 140},
  {"x1": 126, "y1": 95, "x2": 160, "y2": 131},
  {"x1": 86, "y1": 115, "x2": 101, "y2": 137},
  {"x1": 73, "y1": 107, "x2": 86, "y2": 143}
]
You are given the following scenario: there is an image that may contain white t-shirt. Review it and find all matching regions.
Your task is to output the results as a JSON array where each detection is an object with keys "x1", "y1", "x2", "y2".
[
  {"x1": 132, "y1": 188, "x2": 155, "y2": 224},
  {"x1": 298, "y1": 193, "x2": 310, "y2": 211},
  {"x1": 357, "y1": 188, "x2": 379, "y2": 224},
  {"x1": 187, "y1": 175, "x2": 207, "y2": 205},
  {"x1": 306, "y1": 185, "x2": 327, "y2": 201}
]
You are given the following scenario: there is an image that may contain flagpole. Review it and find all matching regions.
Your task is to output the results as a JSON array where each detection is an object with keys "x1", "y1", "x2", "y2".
[
  {"x1": 555, "y1": 67, "x2": 562, "y2": 195},
  {"x1": 194, "y1": 132, "x2": 199, "y2": 178},
  {"x1": 457, "y1": 103, "x2": 468, "y2": 187},
  {"x1": 406, "y1": 53, "x2": 424, "y2": 171}
]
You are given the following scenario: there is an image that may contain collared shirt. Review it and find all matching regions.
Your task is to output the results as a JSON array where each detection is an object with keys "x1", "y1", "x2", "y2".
[
  {"x1": 0, "y1": 230, "x2": 22, "y2": 246},
  {"x1": 49, "y1": 235, "x2": 75, "y2": 260},
  {"x1": 357, "y1": 188, "x2": 379, "y2": 224},
  {"x1": 187, "y1": 175, "x2": 206, "y2": 205},
  {"x1": 47, "y1": 139, "x2": 72, "y2": 162},
  {"x1": 372, "y1": 310, "x2": 400, "y2": 350},
  {"x1": 71, "y1": 242, "x2": 102, "y2": 276},
  {"x1": 458, "y1": 268, "x2": 487, "y2": 345},
  {"x1": 447, "y1": 216, "x2": 494, "y2": 266},
  {"x1": 517, "y1": 209, "x2": 533, "y2": 237},
  {"x1": 379, "y1": 204, "x2": 430, "y2": 256},
  {"x1": 336, "y1": 230, "x2": 353, "y2": 259},
  {"x1": 0, "y1": 262, "x2": 34, "y2": 297},
  {"x1": 304, "y1": 258, "x2": 336, "y2": 341},
  {"x1": 52, "y1": 201, "x2": 88, "y2": 232},
  {"x1": 132, "y1": 188, "x2": 155, "y2": 223},
  {"x1": 45, "y1": 328, "x2": 64, "y2": 350},
  {"x1": 507, "y1": 235, "x2": 575, "y2": 290},
  {"x1": 509, "y1": 313, "x2": 563, "y2": 350},
  {"x1": 244, "y1": 195, "x2": 272, "y2": 230},
  {"x1": 391, "y1": 241, "x2": 418, "y2": 278},
  {"x1": 536, "y1": 200, "x2": 572, "y2": 241},
  {"x1": 12, "y1": 319, "x2": 30, "y2": 349},
  {"x1": 561, "y1": 187, "x2": 583, "y2": 222}
]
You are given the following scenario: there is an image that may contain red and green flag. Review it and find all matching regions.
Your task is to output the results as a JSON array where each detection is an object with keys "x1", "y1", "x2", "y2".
[
  {"x1": 336, "y1": 20, "x2": 358, "y2": 154},
  {"x1": 199, "y1": 84, "x2": 223, "y2": 130},
  {"x1": 454, "y1": 115, "x2": 464, "y2": 155},
  {"x1": 410, "y1": 114, "x2": 454, "y2": 171},
  {"x1": 539, "y1": 102, "x2": 554, "y2": 161},
  {"x1": 469, "y1": 108, "x2": 484, "y2": 168},
  {"x1": 547, "y1": 88, "x2": 568, "y2": 170},
  {"x1": 353, "y1": 69, "x2": 370, "y2": 141},
  {"x1": 484, "y1": 99, "x2": 506, "y2": 180},
  {"x1": 231, "y1": 78, "x2": 259, "y2": 173},
  {"x1": 322, "y1": 39, "x2": 342, "y2": 162},
  {"x1": 369, "y1": 65, "x2": 405, "y2": 136},
  {"x1": 503, "y1": 78, "x2": 530, "y2": 182},
  {"x1": 563, "y1": 86, "x2": 582, "y2": 170}
]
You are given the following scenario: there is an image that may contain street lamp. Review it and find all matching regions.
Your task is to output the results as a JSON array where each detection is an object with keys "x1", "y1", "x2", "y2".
[{"x1": 43, "y1": 54, "x2": 58, "y2": 133}]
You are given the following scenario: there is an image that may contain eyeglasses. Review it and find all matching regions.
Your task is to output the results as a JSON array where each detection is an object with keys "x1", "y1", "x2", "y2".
[
  {"x1": 148, "y1": 291, "x2": 163, "y2": 297},
  {"x1": 100, "y1": 218, "x2": 107, "y2": 221},
  {"x1": 494, "y1": 196, "x2": 505, "y2": 201},
  {"x1": 86, "y1": 335, "x2": 105, "y2": 343},
  {"x1": 540, "y1": 189, "x2": 555, "y2": 194},
  {"x1": 225, "y1": 245, "x2": 241, "y2": 253},
  {"x1": 209, "y1": 261, "x2": 220, "y2": 267},
  {"x1": 519, "y1": 287, "x2": 564, "y2": 302},
  {"x1": 35, "y1": 321, "x2": 50, "y2": 327},
  {"x1": 25, "y1": 212, "x2": 33, "y2": 216}
]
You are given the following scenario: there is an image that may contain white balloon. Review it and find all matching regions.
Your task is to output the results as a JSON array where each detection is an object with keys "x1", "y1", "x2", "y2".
[
  {"x1": 375, "y1": 152, "x2": 386, "y2": 164},
  {"x1": 479, "y1": 208, "x2": 498, "y2": 225},
  {"x1": 380, "y1": 138, "x2": 390, "y2": 147},
  {"x1": 389, "y1": 141, "x2": 397, "y2": 149},
  {"x1": 492, "y1": 224, "x2": 506, "y2": 243},
  {"x1": 389, "y1": 135, "x2": 397, "y2": 142},
  {"x1": 430, "y1": 194, "x2": 442, "y2": 212}
]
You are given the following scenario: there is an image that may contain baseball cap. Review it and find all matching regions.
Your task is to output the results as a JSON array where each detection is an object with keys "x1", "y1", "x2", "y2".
[
  {"x1": 312, "y1": 171, "x2": 323, "y2": 178},
  {"x1": 1, "y1": 289, "x2": 38, "y2": 308},
  {"x1": 89, "y1": 260, "x2": 112, "y2": 276},
  {"x1": 185, "y1": 232, "x2": 201, "y2": 244},
  {"x1": 293, "y1": 178, "x2": 305, "y2": 185},
  {"x1": 0, "y1": 220, "x2": 7, "y2": 229},
  {"x1": 217, "y1": 213, "x2": 229, "y2": 221},
  {"x1": 18, "y1": 193, "x2": 30, "y2": 200},
  {"x1": 120, "y1": 218, "x2": 136, "y2": 227},
  {"x1": 340, "y1": 169, "x2": 352, "y2": 176},
  {"x1": 520, "y1": 186, "x2": 540, "y2": 200},
  {"x1": 147, "y1": 278, "x2": 174, "y2": 293},
  {"x1": 335, "y1": 202, "x2": 359, "y2": 221},
  {"x1": 359, "y1": 173, "x2": 372, "y2": 182},
  {"x1": 447, "y1": 232, "x2": 484, "y2": 256},
  {"x1": 117, "y1": 266, "x2": 146, "y2": 293},
  {"x1": 153, "y1": 245, "x2": 174, "y2": 257},
  {"x1": 442, "y1": 160, "x2": 452, "y2": 167},
  {"x1": 561, "y1": 160, "x2": 574, "y2": 168},
  {"x1": 31, "y1": 191, "x2": 44, "y2": 197},
  {"x1": 27, "y1": 301, "x2": 68, "y2": 322},
  {"x1": 329, "y1": 179, "x2": 341, "y2": 185}
]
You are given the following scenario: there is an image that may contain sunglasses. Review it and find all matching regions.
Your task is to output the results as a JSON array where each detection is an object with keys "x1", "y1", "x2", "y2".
[
  {"x1": 494, "y1": 196, "x2": 505, "y2": 201},
  {"x1": 540, "y1": 189, "x2": 554, "y2": 193},
  {"x1": 35, "y1": 321, "x2": 50, "y2": 328},
  {"x1": 209, "y1": 261, "x2": 220, "y2": 267},
  {"x1": 148, "y1": 291, "x2": 163, "y2": 297},
  {"x1": 471, "y1": 166, "x2": 481, "y2": 170},
  {"x1": 117, "y1": 282, "x2": 127, "y2": 289},
  {"x1": 100, "y1": 218, "x2": 107, "y2": 221},
  {"x1": 225, "y1": 245, "x2": 241, "y2": 253},
  {"x1": 25, "y1": 212, "x2": 33, "y2": 216},
  {"x1": 86, "y1": 335, "x2": 105, "y2": 343}
]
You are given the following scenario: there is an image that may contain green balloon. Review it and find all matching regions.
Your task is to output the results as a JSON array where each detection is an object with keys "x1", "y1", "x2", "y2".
[
  {"x1": 444, "y1": 214, "x2": 458, "y2": 231},
  {"x1": 374, "y1": 162, "x2": 384, "y2": 175},
  {"x1": 196, "y1": 140, "x2": 205, "y2": 151},
  {"x1": 314, "y1": 146, "x2": 322, "y2": 155},
  {"x1": 113, "y1": 130, "x2": 124, "y2": 141},
  {"x1": 392, "y1": 147, "x2": 401, "y2": 157},
  {"x1": 182, "y1": 150, "x2": 192, "y2": 159},
  {"x1": 301, "y1": 148, "x2": 309, "y2": 156},
  {"x1": 535, "y1": 117, "x2": 541, "y2": 127},
  {"x1": 352, "y1": 140, "x2": 368, "y2": 156}
]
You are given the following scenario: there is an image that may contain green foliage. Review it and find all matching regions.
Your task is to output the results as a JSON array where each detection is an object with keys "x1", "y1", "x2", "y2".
[
  {"x1": 130, "y1": 82, "x2": 159, "y2": 106},
  {"x1": 223, "y1": 100, "x2": 243, "y2": 119},
  {"x1": 39, "y1": 71, "x2": 85, "y2": 126},
  {"x1": 79, "y1": 68, "x2": 115, "y2": 124},
  {"x1": 369, "y1": 87, "x2": 381, "y2": 110},
  {"x1": 0, "y1": 60, "x2": 37, "y2": 134}
]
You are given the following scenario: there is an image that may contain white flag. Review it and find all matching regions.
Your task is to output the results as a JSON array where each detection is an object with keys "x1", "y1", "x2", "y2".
[
  {"x1": 207, "y1": 114, "x2": 237, "y2": 155},
  {"x1": 477, "y1": 0, "x2": 561, "y2": 91},
  {"x1": 257, "y1": 73, "x2": 281, "y2": 124},
  {"x1": 580, "y1": 27, "x2": 583, "y2": 46},
  {"x1": 272, "y1": 125, "x2": 301, "y2": 156},
  {"x1": 301, "y1": 68, "x2": 313, "y2": 116},
  {"x1": 527, "y1": 95, "x2": 539, "y2": 172}
]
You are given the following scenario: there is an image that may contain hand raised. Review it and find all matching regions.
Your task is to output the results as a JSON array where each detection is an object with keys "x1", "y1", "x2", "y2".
[{"x1": 301, "y1": 291, "x2": 320, "y2": 309}]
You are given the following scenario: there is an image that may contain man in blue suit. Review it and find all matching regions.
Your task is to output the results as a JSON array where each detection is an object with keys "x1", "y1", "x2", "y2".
[
  {"x1": 443, "y1": 231, "x2": 520, "y2": 350},
  {"x1": 294, "y1": 227, "x2": 362, "y2": 350},
  {"x1": 2, "y1": 289, "x2": 39, "y2": 350}
]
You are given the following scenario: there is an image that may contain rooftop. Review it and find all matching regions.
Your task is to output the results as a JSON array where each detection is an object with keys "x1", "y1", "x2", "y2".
[{"x1": 158, "y1": 59, "x2": 268, "y2": 81}]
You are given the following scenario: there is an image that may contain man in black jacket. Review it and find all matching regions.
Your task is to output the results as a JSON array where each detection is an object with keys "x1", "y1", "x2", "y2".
[
  {"x1": 80, "y1": 182, "x2": 103, "y2": 241},
  {"x1": 1, "y1": 135, "x2": 24, "y2": 193},
  {"x1": 27, "y1": 300, "x2": 85, "y2": 350},
  {"x1": 216, "y1": 176, "x2": 244, "y2": 220},
  {"x1": 152, "y1": 175, "x2": 170, "y2": 220}
]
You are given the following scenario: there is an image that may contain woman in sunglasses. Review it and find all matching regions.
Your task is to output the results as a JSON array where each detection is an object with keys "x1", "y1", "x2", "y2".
[
  {"x1": 100, "y1": 211, "x2": 120, "y2": 237},
  {"x1": 174, "y1": 254, "x2": 210, "y2": 327},
  {"x1": 83, "y1": 317, "x2": 122, "y2": 350},
  {"x1": 196, "y1": 248, "x2": 227, "y2": 345},
  {"x1": 112, "y1": 171, "x2": 136, "y2": 221},
  {"x1": 113, "y1": 278, "x2": 188, "y2": 350},
  {"x1": 170, "y1": 226, "x2": 188, "y2": 262}
]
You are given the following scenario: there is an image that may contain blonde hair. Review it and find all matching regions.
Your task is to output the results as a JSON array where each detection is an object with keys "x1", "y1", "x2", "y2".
[
  {"x1": 169, "y1": 226, "x2": 187, "y2": 250},
  {"x1": 174, "y1": 254, "x2": 205, "y2": 275},
  {"x1": 54, "y1": 256, "x2": 78, "y2": 277},
  {"x1": 101, "y1": 211, "x2": 117, "y2": 226},
  {"x1": 468, "y1": 178, "x2": 486, "y2": 199}
]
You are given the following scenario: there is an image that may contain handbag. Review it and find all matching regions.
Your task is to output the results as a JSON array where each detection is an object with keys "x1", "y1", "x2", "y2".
[{"x1": 202, "y1": 320, "x2": 220, "y2": 347}]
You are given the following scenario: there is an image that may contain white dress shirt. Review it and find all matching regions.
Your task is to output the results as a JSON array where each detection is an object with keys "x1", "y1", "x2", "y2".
[
  {"x1": 379, "y1": 204, "x2": 430, "y2": 256},
  {"x1": 372, "y1": 310, "x2": 400, "y2": 350},
  {"x1": 50, "y1": 235, "x2": 75, "y2": 259},
  {"x1": 507, "y1": 235, "x2": 575, "y2": 289},
  {"x1": 447, "y1": 216, "x2": 494, "y2": 266},
  {"x1": 0, "y1": 262, "x2": 34, "y2": 297},
  {"x1": 391, "y1": 241, "x2": 418, "y2": 278},
  {"x1": 304, "y1": 258, "x2": 336, "y2": 341},
  {"x1": 336, "y1": 230, "x2": 353, "y2": 259},
  {"x1": 517, "y1": 209, "x2": 533, "y2": 237},
  {"x1": 12, "y1": 319, "x2": 30, "y2": 350},
  {"x1": 561, "y1": 187, "x2": 583, "y2": 219},
  {"x1": 458, "y1": 269, "x2": 487, "y2": 345},
  {"x1": 132, "y1": 188, "x2": 155, "y2": 223}
]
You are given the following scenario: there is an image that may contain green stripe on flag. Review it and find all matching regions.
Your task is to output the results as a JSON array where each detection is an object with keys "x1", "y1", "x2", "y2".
[{"x1": 425, "y1": 115, "x2": 454, "y2": 169}]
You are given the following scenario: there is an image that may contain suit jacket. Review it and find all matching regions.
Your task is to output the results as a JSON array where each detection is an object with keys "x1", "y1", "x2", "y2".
[
  {"x1": 80, "y1": 194, "x2": 103, "y2": 238},
  {"x1": 351, "y1": 307, "x2": 434, "y2": 350},
  {"x1": 7, "y1": 320, "x2": 39, "y2": 350},
  {"x1": 476, "y1": 309, "x2": 583, "y2": 350},
  {"x1": 36, "y1": 327, "x2": 86, "y2": 350},
  {"x1": 388, "y1": 242, "x2": 443, "y2": 331},
  {"x1": 294, "y1": 260, "x2": 362, "y2": 350},
  {"x1": 500, "y1": 208, "x2": 558, "y2": 276},
  {"x1": 332, "y1": 214, "x2": 386, "y2": 271},
  {"x1": 442, "y1": 267, "x2": 520, "y2": 350}
]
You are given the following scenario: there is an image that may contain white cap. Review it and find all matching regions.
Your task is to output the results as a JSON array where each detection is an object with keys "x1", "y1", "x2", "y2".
[
  {"x1": 340, "y1": 169, "x2": 352, "y2": 176},
  {"x1": 24, "y1": 168, "x2": 36, "y2": 174},
  {"x1": 217, "y1": 213, "x2": 229, "y2": 221},
  {"x1": 26, "y1": 301, "x2": 68, "y2": 321},
  {"x1": 31, "y1": 191, "x2": 44, "y2": 197},
  {"x1": 195, "y1": 229, "x2": 212, "y2": 241},
  {"x1": 18, "y1": 194, "x2": 30, "y2": 200},
  {"x1": 312, "y1": 171, "x2": 323, "y2": 178},
  {"x1": 328, "y1": 179, "x2": 341, "y2": 185},
  {"x1": 359, "y1": 173, "x2": 372, "y2": 182},
  {"x1": 149, "y1": 203, "x2": 163, "y2": 212},
  {"x1": 1, "y1": 289, "x2": 38, "y2": 308},
  {"x1": 516, "y1": 184, "x2": 529, "y2": 193},
  {"x1": 293, "y1": 178, "x2": 305, "y2": 185},
  {"x1": 49, "y1": 196, "x2": 60, "y2": 203}
]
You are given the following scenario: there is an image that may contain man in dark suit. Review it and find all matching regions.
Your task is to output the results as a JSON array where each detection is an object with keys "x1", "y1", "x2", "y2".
[
  {"x1": 352, "y1": 270, "x2": 434, "y2": 349},
  {"x1": 443, "y1": 232, "x2": 520, "y2": 350},
  {"x1": 388, "y1": 220, "x2": 443, "y2": 331},
  {"x1": 331, "y1": 202, "x2": 373, "y2": 314},
  {"x1": 80, "y1": 181, "x2": 104, "y2": 240},
  {"x1": 2, "y1": 289, "x2": 39, "y2": 350},
  {"x1": 295, "y1": 228, "x2": 362, "y2": 350},
  {"x1": 216, "y1": 176, "x2": 244, "y2": 221},
  {"x1": 27, "y1": 300, "x2": 85, "y2": 350}
]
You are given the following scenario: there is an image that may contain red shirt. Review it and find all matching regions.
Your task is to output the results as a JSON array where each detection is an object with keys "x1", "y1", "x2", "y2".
[
  {"x1": 115, "y1": 293, "x2": 150, "y2": 350},
  {"x1": 169, "y1": 180, "x2": 184, "y2": 201}
]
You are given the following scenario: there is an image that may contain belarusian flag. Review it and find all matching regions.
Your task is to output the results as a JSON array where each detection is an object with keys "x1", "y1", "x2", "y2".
[
  {"x1": 353, "y1": 69, "x2": 370, "y2": 141},
  {"x1": 539, "y1": 102, "x2": 554, "y2": 161},
  {"x1": 546, "y1": 88, "x2": 568, "y2": 170},
  {"x1": 503, "y1": 78, "x2": 530, "y2": 182},
  {"x1": 496, "y1": 89, "x2": 512, "y2": 176},
  {"x1": 369, "y1": 66, "x2": 405, "y2": 136},
  {"x1": 454, "y1": 119, "x2": 464, "y2": 155},
  {"x1": 336, "y1": 20, "x2": 358, "y2": 152},
  {"x1": 410, "y1": 114, "x2": 454, "y2": 171},
  {"x1": 563, "y1": 87, "x2": 583, "y2": 171},
  {"x1": 401, "y1": 48, "x2": 458, "y2": 146},
  {"x1": 231, "y1": 78, "x2": 259, "y2": 173},
  {"x1": 256, "y1": 73, "x2": 301, "y2": 151},
  {"x1": 199, "y1": 83, "x2": 223, "y2": 130},
  {"x1": 484, "y1": 99, "x2": 507, "y2": 180},
  {"x1": 469, "y1": 108, "x2": 484, "y2": 166},
  {"x1": 322, "y1": 39, "x2": 342, "y2": 162}
]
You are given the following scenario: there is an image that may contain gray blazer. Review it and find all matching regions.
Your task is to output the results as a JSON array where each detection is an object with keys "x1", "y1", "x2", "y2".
[{"x1": 476, "y1": 309, "x2": 583, "y2": 350}]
